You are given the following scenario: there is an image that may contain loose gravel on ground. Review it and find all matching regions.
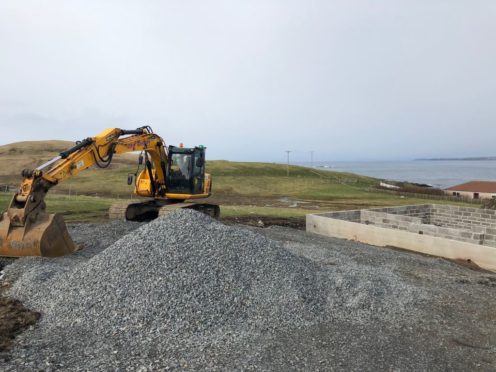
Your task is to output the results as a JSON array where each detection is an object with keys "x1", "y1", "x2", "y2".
[{"x1": 1, "y1": 210, "x2": 495, "y2": 371}]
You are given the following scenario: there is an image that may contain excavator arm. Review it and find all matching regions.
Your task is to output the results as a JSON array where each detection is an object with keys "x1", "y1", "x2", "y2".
[
  {"x1": 31, "y1": 127, "x2": 166, "y2": 191},
  {"x1": 0, "y1": 126, "x2": 170, "y2": 257}
]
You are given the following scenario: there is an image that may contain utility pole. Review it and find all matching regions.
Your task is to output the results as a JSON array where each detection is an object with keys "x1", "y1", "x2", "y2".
[
  {"x1": 310, "y1": 151, "x2": 314, "y2": 168},
  {"x1": 285, "y1": 150, "x2": 292, "y2": 177}
]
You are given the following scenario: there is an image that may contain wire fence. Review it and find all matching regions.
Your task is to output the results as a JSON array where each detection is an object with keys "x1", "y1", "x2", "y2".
[{"x1": 0, "y1": 184, "x2": 16, "y2": 193}]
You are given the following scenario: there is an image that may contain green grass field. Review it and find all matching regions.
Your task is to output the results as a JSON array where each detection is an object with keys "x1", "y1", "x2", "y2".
[
  {"x1": 0, "y1": 193, "x2": 115, "y2": 222},
  {"x1": 0, "y1": 161, "x2": 477, "y2": 222},
  {"x1": 5, "y1": 160, "x2": 378, "y2": 200}
]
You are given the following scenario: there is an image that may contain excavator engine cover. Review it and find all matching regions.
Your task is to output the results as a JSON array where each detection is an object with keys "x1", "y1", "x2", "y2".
[{"x1": 0, "y1": 212, "x2": 76, "y2": 257}]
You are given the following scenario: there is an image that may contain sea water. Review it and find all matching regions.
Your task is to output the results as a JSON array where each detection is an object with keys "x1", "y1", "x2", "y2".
[{"x1": 302, "y1": 160, "x2": 496, "y2": 189}]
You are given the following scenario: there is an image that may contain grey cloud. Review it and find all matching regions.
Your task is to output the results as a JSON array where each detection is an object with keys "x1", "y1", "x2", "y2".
[{"x1": 0, "y1": 0, "x2": 495, "y2": 161}]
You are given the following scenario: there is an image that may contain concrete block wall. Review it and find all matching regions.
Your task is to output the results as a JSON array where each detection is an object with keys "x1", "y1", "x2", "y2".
[
  {"x1": 430, "y1": 205, "x2": 496, "y2": 229},
  {"x1": 307, "y1": 212, "x2": 496, "y2": 272},
  {"x1": 323, "y1": 210, "x2": 361, "y2": 223},
  {"x1": 360, "y1": 210, "x2": 423, "y2": 229},
  {"x1": 355, "y1": 204, "x2": 496, "y2": 247},
  {"x1": 369, "y1": 205, "x2": 432, "y2": 223},
  {"x1": 482, "y1": 228, "x2": 496, "y2": 248},
  {"x1": 430, "y1": 205, "x2": 496, "y2": 247},
  {"x1": 359, "y1": 210, "x2": 481, "y2": 244},
  {"x1": 318, "y1": 204, "x2": 496, "y2": 248},
  {"x1": 323, "y1": 205, "x2": 431, "y2": 224}
]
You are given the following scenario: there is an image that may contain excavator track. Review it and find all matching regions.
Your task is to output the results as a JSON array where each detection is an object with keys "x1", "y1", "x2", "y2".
[
  {"x1": 109, "y1": 200, "x2": 220, "y2": 222},
  {"x1": 108, "y1": 200, "x2": 135, "y2": 220}
]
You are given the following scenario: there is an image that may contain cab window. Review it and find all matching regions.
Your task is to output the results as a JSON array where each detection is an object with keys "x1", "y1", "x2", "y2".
[{"x1": 170, "y1": 153, "x2": 192, "y2": 179}]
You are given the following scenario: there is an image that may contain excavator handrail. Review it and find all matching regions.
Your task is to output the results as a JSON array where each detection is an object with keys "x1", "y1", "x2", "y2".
[{"x1": 36, "y1": 156, "x2": 62, "y2": 171}]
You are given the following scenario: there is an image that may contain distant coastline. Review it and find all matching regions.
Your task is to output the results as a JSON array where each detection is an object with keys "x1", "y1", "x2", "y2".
[
  {"x1": 308, "y1": 160, "x2": 496, "y2": 188},
  {"x1": 416, "y1": 157, "x2": 496, "y2": 161}
]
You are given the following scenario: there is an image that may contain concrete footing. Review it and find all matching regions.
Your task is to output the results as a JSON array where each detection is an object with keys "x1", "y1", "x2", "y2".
[{"x1": 306, "y1": 205, "x2": 496, "y2": 272}]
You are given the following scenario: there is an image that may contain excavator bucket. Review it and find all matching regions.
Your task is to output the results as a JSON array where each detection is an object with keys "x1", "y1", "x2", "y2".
[{"x1": 0, "y1": 212, "x2": 76, "y2": 257}]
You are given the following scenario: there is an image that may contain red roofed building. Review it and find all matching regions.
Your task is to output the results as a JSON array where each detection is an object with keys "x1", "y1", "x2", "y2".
[{"x1": 445, "y1": 181, "x2": 496, "y2": 200}]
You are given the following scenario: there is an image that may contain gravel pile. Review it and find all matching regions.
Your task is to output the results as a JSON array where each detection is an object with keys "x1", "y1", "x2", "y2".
[
  {"x1": 2, "y1": 221, "x2": 142, "y2": 285},
  {"x1": 2, "y1": 210, "x2": 422, "y2": 370}
]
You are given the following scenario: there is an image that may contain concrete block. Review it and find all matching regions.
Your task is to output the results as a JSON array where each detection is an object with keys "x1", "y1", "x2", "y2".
[{"x1": 307, "y1": 213, "x2": 496, "y2": 272}]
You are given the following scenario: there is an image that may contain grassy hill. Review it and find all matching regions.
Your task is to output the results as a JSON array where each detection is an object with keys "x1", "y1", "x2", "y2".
[
  {"x1": 0, "y1": 140, "x2": 377, "y2": 199},
  {"x1": 0, "y1": 140, "x2": 471, "y2": 222},
  {"x1": 0, "y1": 140, "x2": 137, "y2": 194},
  {"x1": 0, "y1": 140, "x2": 73, "y2": 177}
]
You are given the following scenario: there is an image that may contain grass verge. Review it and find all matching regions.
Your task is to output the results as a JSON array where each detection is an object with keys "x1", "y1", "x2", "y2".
[{"x1": 0, "y1": 193, "x2": 115, "y2": 222}]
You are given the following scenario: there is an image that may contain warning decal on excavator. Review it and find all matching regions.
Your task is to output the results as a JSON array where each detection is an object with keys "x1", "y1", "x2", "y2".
[
  {"x1": 75, "y1": 160, "x2": 85, "y2": 169},
  {"x1": 126, "y1": 140, "x2": 149, "y2": 151}
]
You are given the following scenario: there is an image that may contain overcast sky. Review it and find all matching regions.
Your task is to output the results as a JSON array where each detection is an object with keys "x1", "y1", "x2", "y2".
[{"x1": 0, "y1": 1, "x2": 495, "y2": 162}]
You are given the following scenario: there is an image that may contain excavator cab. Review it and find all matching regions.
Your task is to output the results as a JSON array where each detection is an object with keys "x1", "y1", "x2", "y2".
[{"x1": 166, "y1": 146, "x2": 207, "y2": 195}]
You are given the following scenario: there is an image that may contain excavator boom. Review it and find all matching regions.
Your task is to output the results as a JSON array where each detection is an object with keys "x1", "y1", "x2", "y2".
[{"x1": 0, "y1": 126, "x2": 216, "y2": 257}]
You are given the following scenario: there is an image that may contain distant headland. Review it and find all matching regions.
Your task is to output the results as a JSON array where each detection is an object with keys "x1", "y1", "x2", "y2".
[{"x1": 416, "y1": 156, "x2": 496, "y2": 161}]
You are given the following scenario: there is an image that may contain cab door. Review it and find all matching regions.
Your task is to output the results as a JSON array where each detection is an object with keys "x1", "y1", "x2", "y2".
[
  {"x1": 192, "y1": 148, "x2": 205, "y2": 194},
  {"x1": 166, "y1": 147, "x2": 194, "y2": 194}
]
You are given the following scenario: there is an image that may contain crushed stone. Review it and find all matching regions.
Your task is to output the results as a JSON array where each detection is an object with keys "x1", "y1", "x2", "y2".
[{"x1": 2, "y1": 210, "x2": 424, "y2": 370}]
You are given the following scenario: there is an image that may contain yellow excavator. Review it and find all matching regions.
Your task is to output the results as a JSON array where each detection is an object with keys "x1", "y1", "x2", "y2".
[{"x1": 0, "y1": 126, "x2": 219, "y2": 257}]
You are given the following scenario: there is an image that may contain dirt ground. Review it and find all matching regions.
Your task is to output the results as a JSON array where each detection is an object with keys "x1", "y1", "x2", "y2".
[
  {"x1": 0, "y1": 297, "x2": 40, "y2": 355},
  {"x1": 207, "y1": 194, "x2": 360, "y2": 210},
  {"x1": 222, "y1": 215, "x2": 306, "y2": 229},
  {"x1": 0, "y1": 259, "x2": 40, "y2": 356}
]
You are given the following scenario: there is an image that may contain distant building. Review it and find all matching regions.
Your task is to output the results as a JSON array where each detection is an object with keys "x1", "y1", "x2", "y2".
[
  {"x1": 379, "y1": 182, "x2": 400, "y2": 190},
  {"x1": 445, "y1": 181, "x2": 496, "y2": 200}
]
